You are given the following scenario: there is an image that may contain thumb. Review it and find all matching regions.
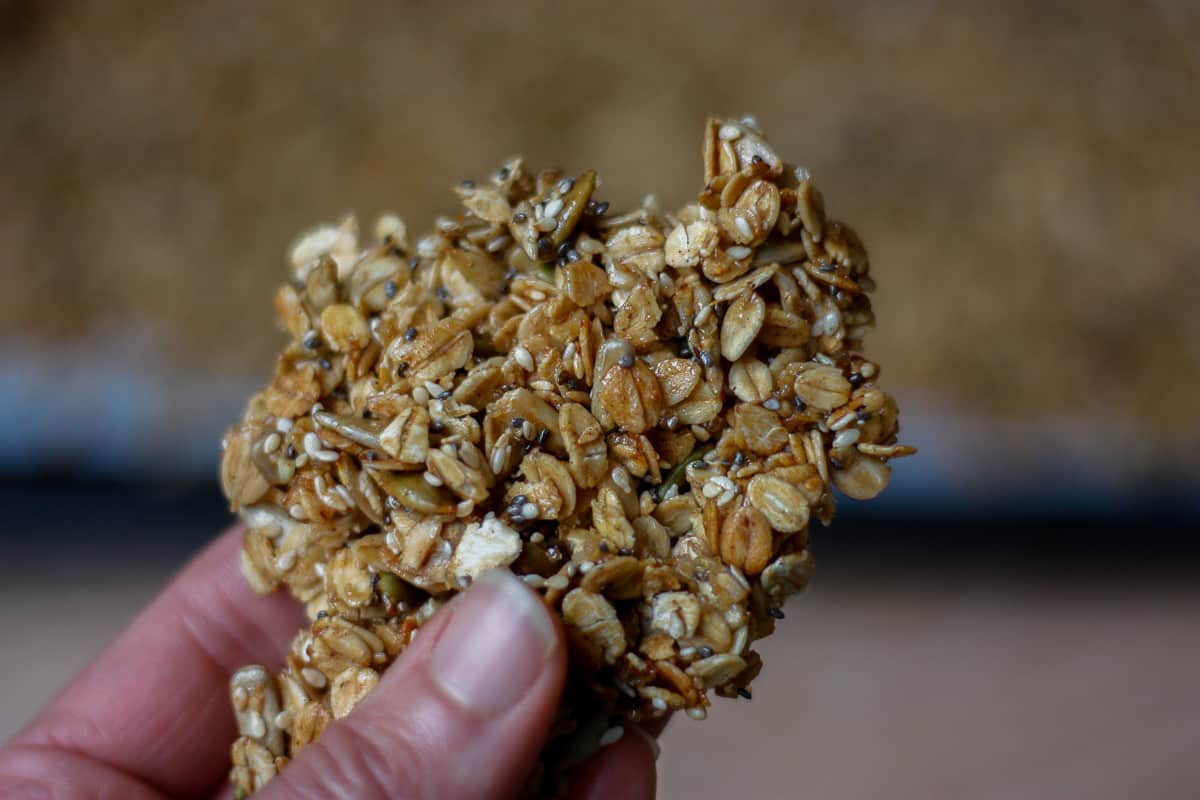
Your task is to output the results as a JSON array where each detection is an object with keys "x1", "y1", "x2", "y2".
[{"x1": 261, "y1": 569, "x2": 566, "y2": 800}]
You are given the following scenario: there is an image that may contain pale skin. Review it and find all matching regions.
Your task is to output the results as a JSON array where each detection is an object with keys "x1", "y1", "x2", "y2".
[{"x1": 0, "y1": 526, "x2": 660, "y2": 799}]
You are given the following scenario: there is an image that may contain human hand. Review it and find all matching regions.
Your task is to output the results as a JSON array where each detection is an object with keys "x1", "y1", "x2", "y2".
[{"x1": 0, "y1": 526, "x2": 659, "y2": 799}]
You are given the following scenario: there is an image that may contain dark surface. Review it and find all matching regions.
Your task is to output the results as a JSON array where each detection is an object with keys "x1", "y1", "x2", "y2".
[{"x1": 3, "y1": 476, "x2": 1196, "y2": 576}]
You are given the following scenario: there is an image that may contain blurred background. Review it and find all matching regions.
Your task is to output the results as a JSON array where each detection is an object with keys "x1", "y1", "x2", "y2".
[{"x1": 2, "y1": 1, "x2": 1198, "y2": 797}]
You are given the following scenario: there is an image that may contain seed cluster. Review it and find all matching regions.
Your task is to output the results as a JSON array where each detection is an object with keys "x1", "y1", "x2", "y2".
[{"x1": 220, "y1": 117, "x2": 913, "y2": 796}]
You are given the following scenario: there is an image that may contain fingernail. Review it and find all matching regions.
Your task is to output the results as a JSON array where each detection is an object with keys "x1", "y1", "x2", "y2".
[{"x1": 431, "y1": 569, "x2": 557, "y2": 716}]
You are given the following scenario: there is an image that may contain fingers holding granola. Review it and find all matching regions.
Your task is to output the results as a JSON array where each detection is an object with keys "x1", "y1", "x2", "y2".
[
  {"x1": 255, "y1": 570, "x2": 567, "y2": 800},
  {"x1": 5, "y1": 525, "x2": 306, "y2": 798}
]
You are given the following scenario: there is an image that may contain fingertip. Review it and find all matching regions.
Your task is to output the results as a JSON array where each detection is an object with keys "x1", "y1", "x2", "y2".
[
  {"x1": 424, "y1": 569, "x2": 566, "y2": 718},
  {"x1": 566, "y1": 725, "x2": 658, "y2": 800}
]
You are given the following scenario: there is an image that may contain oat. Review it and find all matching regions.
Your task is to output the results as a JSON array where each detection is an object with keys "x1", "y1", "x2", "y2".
[
  {"x1": 329, "y1": 666, "x2": 379, "y2": 719},
  {"x1": 220, "y1": 117, "x2": 913, "y2": 794}
]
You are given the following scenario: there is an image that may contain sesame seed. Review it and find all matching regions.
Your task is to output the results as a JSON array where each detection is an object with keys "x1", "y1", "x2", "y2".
[
  {"x1": 490, "y1": 445, "x2": 509, "y2": 475},
  {"x1": 546, "y1": 575, "x2": 570, "y2": 591},
  {"x1": 694, "y1": 305, "x2": 714, "y2": 327},
  {"x1": 301, "y1": 668, "x2": 327, "y2": 689},
  {"x1": 412, "y1": 387, "x2": 430, "y2": 404},
  {"x1": 528, "y1": 289, "x2": 547, "y2": 301},
  {"x1": 543, "y1": 198, "x2": 564, "y2": 219},
  {"x1": 521, "y1": 502, "x2": 539, "y2": 520},
  {"x1": 734, "y1": 215, "x2": 753, "y2": 240},
  {"x1": 701, "y1": 481, "x2": 722, "y2": 499},
  {"x1": 511, "y1": 347, "x2": 535, "y2": 371},
  {"x1": 557, "y1": 177, "x2": 575, "y2": 194},
  {"x1": 303, "y1": 432, "x2": 339, "y2": 462},
  {"x1": 274, "y1": 550, "x2": 297, "y2": 572},
  {"x1": 686, "y1": 707, "x2": 708, "y2": 720},
  {"x1": 832, "y1": 428, "x2": 861, "y2": 449},
  {"x1": 830, "y1": 412, "x2": 856, "y2": 431},
  {"x1": 599, "y1": 726, "x2": 625, "y2": 747},
  {"x1": 651, "y1": 697, "x2": 669, "y2": 711},
  {"x1": 423, "y1": 471, "x2": 443, "y2": 487},
  {"x1": 275, "y1": 417, "x2": 294, "y2": 433},
  {"x1": 718, "y1": 123, "x2": 742, "y2": 141},
  {"x1": 763, "y1": 398, "x2": 782, "y2": 411},
  {"x1": 530, "y1": 532, "x2": 545, "y2": 544},
  {"x1": 726, "y1": 245, "x2": 752, "y2": 260},
  {"x1": 522, "y1": 574, "x2": 546, "y2": 588},
  {"x1": 263, "y1": 432, "x2": 282, "y2": 453}
]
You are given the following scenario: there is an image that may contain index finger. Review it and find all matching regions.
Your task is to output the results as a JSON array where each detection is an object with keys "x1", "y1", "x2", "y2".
[{"x1": 9, "y1": 524, "x2": 306, "y2": 798}]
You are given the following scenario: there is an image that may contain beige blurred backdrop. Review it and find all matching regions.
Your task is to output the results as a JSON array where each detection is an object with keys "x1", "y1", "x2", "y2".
[
  {"x1": 3, "y1": 2, "x2": 1200, "y2": 798},
  {"x1": 3, "y1": 0, "x2": 1199, "y2": 481}
]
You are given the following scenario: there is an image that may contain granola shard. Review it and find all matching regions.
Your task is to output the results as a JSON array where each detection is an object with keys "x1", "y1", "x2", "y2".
[{"x1": 220, "y1": 116, "x2": 914, "y2": 796}]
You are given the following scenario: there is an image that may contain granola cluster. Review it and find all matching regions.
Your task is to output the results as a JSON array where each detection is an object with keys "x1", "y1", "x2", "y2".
[{"x1": 220, "y1": 117, "x2": 913, "y2": 796}]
